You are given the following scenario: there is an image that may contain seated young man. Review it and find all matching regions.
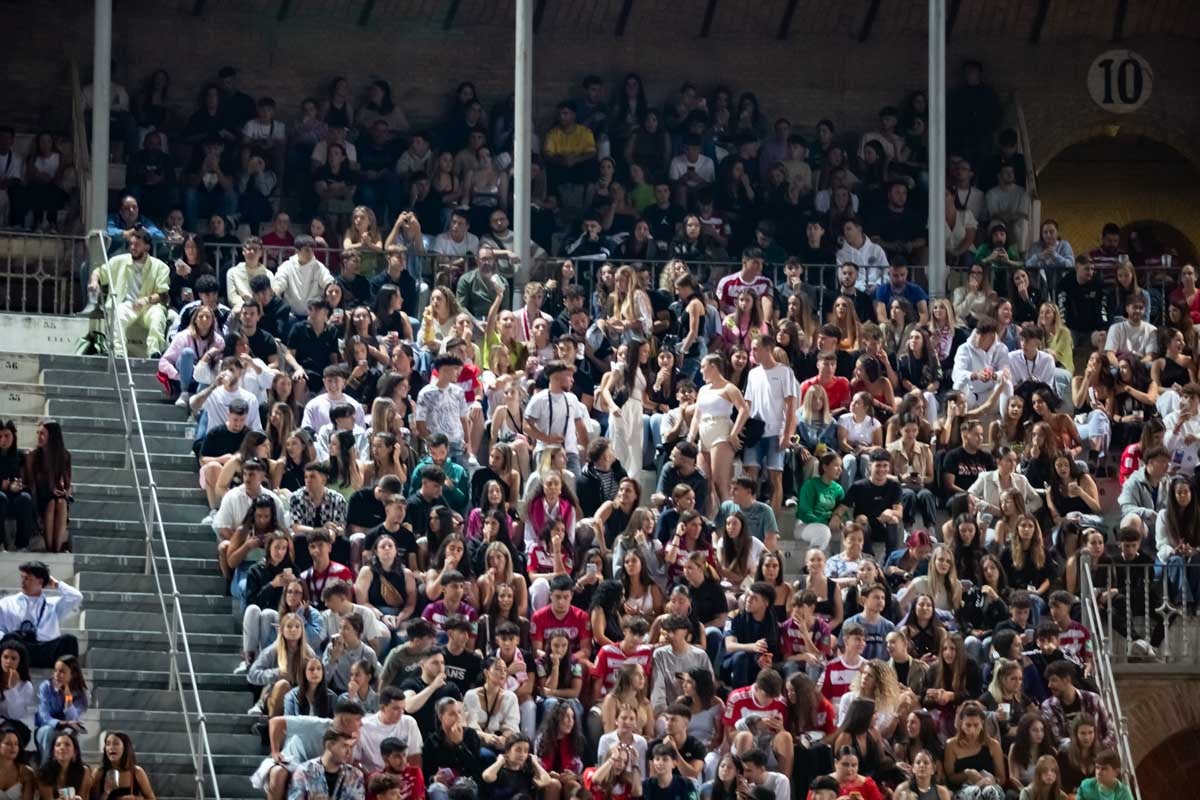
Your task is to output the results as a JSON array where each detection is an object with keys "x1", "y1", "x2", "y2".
[
  {"x1": 299, "y1": 528, "x2": 354, "y2": 612},
  {"x1": 725, "y1": 666, "x2": 793, "y2": 792},
  {"x1": 592, "y1": 616, "x2": 654, "y2": 698},
  {"x1": 420, "y1": 571, "x2": 477, "y2": 641},
  {"x1": 289, "y1": 462, "x2": 351, "y2": 570},
  {"x1": 723, "y1": 582, "x2": 781, "y2": 689}
]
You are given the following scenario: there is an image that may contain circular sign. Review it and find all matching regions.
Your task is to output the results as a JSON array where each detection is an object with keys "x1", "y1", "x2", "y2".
[{"x1": 1087, "y1": 49, "x2": 1153, "y2": 114}]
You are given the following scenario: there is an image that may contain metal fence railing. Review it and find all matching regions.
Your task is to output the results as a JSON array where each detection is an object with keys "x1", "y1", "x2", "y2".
[
  {"x1": 2, "y1": 229, "x2": 1188, "y2": 333},
  {"x1": 85, "y1": 230, "x2": 221, "y2": 800},
  {"x1": 1080, "y1": 556, "x2": 1143, "y2": 799},
  {"x1": 1090, "y1": 559, "x2": 1199, "y2": 664}
]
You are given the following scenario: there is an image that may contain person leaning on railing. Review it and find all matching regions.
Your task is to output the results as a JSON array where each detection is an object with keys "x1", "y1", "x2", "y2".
[{"x1": 87, "y1": 228, "x2": 170, "y2": 358}]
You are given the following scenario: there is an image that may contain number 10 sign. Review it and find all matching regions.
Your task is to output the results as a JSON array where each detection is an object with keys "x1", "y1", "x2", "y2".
[{"x1": 1088, "y1": 49, "x2": 1153, "y2": 114}]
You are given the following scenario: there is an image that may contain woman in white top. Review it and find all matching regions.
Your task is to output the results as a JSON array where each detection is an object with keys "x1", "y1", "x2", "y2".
[
  {"x1": 836, "y1": 391, "x2": 882, "y2": 489},
  {"x1": 836, "y1": 659, "x2": 903, "y2": 739},
  {"x1": 0, "y1": 643, "x2": 34, "y2": 743},
  {"x1": 689, "y1": 353, "x2": 751, "y2": 513},
  {"x1": 419, "y1": 287, "x2": 460, "y2": 355},
  {"x1": 599, "y1": 340, "x2": 651, "y2": 476},
  {"x1": 464, "y1": 656, "x2": 522, "y2": 749},
  {"x1": 952, "y1": 263, "x2": 994, "y2": 325}
]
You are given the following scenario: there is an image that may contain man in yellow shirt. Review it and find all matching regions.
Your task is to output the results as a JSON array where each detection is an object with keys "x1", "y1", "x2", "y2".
[
  {"x1": 88, "y1": 228, "x2": 171, "y2": 357},
  {"x1": 543, "y1": 100, "x2": 597, "y2": 195}
]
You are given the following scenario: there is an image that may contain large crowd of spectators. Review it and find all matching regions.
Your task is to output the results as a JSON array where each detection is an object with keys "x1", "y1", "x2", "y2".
[{"x1": 4, "y1": 57, "x2": 1185, "y2": 800}]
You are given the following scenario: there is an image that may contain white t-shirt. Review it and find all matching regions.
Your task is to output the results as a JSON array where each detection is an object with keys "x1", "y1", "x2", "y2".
[
  {"x1": 355, "y1": 713, "x2": 422, "y2": 773},
  {"x1": 834, "y1": 239, "x2": 889, "y2": 290},
  {"x1": 432, "y1": 232, "x2": 480, "y2": 257},
  {"x1": 1105, "y1": 320, "x2": 1157, "y2": 359},
  {"x1": 597, "y1": 732, "x2": 648, "y2": 777},
  {"x1": 524, "y1": 389, "x2": 589, "y2": 456},
  {"x1": 744, "y1": 364, "x2": 800, "y2": 439},
  {"x1": 667, "y1": 154, "x2": 716, "y2": 183},
  {"x1": 836, "y1": 413, "x2": 881, "y2": 447},
  {"x1": 243, "y1": 118, "x2": 287, "y2": 143}
]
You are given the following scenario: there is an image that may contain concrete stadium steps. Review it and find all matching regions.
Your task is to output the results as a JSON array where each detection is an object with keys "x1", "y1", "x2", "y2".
[{"x1": 0, "y1": 345, "x2": 257, "y2": 800}]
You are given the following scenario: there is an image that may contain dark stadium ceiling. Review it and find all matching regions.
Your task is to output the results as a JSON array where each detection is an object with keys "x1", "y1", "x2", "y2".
[{"x1": 181, "y1": 0, "x2": 1200, "y2": 41}]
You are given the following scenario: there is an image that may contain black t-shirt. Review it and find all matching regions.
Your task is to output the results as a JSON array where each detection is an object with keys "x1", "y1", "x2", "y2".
[
  {"x1": 243, "y1": 327, "x2": 280, "y2": 363},
  {"x1": 690, "y1": 579, "x2": 728, "y2": 627},
  {"x1": 399, "y1": 675, "x2": 462, "y2": 733},
  {"x1": 648, "y1": 735, "x2": 707, "y2": 777},
  {"x1": 323, "y1": 770, "x2": 341, "y2": 797},
  {"x1": 441, "y1": 647, "x2": 484, "y2": 694},
  {"x1": 728, "y1": 610, "x2": 780, "y2": 659},
  {"x1": 288, "y1": 322, "x2": 340, "y2": 376},
  {"x1": 847, "y1": 478, "x2": 903, "y2": 525},
  {"x1": 346, "y1": 487, "x2": 385, "y2": 530},
  {"x1": 199, "y1": 424, "x2": 246, "y2": 458},
  {"x1": 362, "y1": 521, "x2": 418, "y2": 562},
  {"x1": 642, "y1": 203, "x2": 685, "y2": 244},
  {"x1": 643, "y1": 774, "x2": 696, "y2": 800},
  {"x1": 336, "y1": 273, "x2": 373, "y2": 307},
  {"x1": 488, "y1": 762, "x2": 536, "y2": 800},
  {"x1": 942, "y1": 447, "x2": 997, "y2": 492},
  {"x1": 406, "y1": 490, "x2": 448, "y2": 541}
]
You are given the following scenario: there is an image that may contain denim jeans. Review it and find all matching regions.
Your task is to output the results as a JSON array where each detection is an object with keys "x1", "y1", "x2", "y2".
[{"x1": 177, "y1": 347, "x2": 198, "y2": 392}]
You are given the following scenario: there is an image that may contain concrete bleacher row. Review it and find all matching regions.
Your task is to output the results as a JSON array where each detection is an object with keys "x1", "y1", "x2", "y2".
[{"x1": 0, "y1": 314, "x2": 257, "y2": 799}]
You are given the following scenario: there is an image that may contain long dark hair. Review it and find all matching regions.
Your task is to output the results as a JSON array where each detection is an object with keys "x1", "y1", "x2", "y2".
[
  {"x1": 0, "y1": 420, "x2": 16, "y2": 458},
  {"x1": 0, "y1": 642, "x2": 30, "y2": 700},
  {"x1": 589, "y1": 578, "x2": 624, "y2": 618},
  {"x1": 786, "y1": 672, "x2": 822, "y2": 733},
  {"x1": 37, "y1": 730, "x2": 86, "y2": 791},
  {"x1": 1011, "y1": 712, "x2": 1056, "y2": 768},
  {"x1": 535, "y1": 700, "x2": 585, "y2": 761},
  {"x1": 709, "y1": 753, "x2": 744, "y2": 800},
  {"x1": 683, "y1": 666, "x2": 717, "y2": 710},
  {"x1": 55, "y1": 655, "x2": 87, "y2": 697},
  {"x1": 30, "y1": 420, "x2": 69, "y2": 488},
  {"x1": 719, "y1": 511, "x2": 752, "y2": 574},
  {"x1": 297, "y1": 657, "x2": 333, "y2": 718},
  {"x1": 329, "y1": 430, "x2": 357, "y2": 487},
  {"x1": 1166, "y1": 476, "x2": 1200, "y2": 548},
  {"x1": 365, "y1": 79, "x2": 395, "y2": 115},
  {"x1": 97, "y1": 730, "x2": 138, "y2": 775}
]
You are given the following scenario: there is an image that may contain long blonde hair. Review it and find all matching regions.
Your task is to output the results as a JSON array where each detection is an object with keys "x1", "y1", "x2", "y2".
[
  {"x1": 853, "y1": 659, "x2": 901, "y2": 715},
  {"x1": 610, "y1": 265, "x2": 644, "y2": 324},
  {"x1": 931, "y1": 297, "x2": 959, "y2": 331},
  {"x1": 987, "y1": 658, "x2": 1021, "y2": 704},
  {"x1": 801, "y1": 384, "x2": 832, "y2": 425},
  {"x1": 370, "y1": 397, "x2": 396, "y2": 436},
  {"x1": 928, "y1": 544, "x2": 964, "y2": 609},
  {"x1": 484, "y1": 541, "x2": 514, "y2": 584},
  {"x1": 274, "y1": 611, "x2": 314, "y2": 685},
  {"x1": 346, "y1": 205, "x2": 381, "y2": 246}
]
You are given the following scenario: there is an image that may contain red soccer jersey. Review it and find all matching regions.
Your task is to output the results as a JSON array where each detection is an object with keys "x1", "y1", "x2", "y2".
[
  {"x1": 819, "y1": 656, "x2": 865, "y2": 702},
  {"x1": 531, "y1": 604, "x2": 592, "y2": 653},
  {"x1": 724, "y1": 684, "x2": 788, "y2": 730},
  {"x1": 716, "y1": 272, "x2": 774, "y2": 316},
  {"x1": 592, "y1": 642, "x2": 655, "y2": 691},
  {"x1": 800, "y1": 375, "x2": 851, "y2": 413}
]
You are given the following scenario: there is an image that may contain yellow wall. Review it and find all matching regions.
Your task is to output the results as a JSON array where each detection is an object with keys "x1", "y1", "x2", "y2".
[{"x1": 1038, "y1": 135, "x2": 1200, "y2": 262}]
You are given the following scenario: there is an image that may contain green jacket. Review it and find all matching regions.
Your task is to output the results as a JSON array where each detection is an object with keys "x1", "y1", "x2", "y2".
[
  {"x1": 797, "y1": 477, "x2": 845, "y2": 524},
  {"x1": 407, "y1": 456, "x2": 469, "y2": 514}
]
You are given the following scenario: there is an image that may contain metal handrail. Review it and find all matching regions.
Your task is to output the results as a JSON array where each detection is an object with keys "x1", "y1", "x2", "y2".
[
  {"x1": 1080, "y1": 555, "x2": 1142, "y2": 799},
  {"x1": 85, "y1": 231, "x2": 222, "y2": 800}
]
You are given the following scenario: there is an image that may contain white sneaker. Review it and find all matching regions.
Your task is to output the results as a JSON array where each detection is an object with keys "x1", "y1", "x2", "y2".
[
  {"x1": 175, "y1": 391, "x2": 190, "y2": 409},
  {"x1": 232, "y1": 661, "x2": 249, "y2": 675},
  {"x1": 246, "y1": 700, "x2": 263, "y2": 715},
  {"x1": 468, "y1": 454, "x2": 480, "y2": 468},
  {"x1": 1131, "y1": 639, "x2": 1155, "y2": 657},
  {"x1": 201, "y1": 509, "x2": 217, "y2": 526}
]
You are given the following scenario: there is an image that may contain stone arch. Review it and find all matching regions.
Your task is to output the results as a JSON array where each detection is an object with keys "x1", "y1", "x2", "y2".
[
  {"x1": 1115, "y1": 675, "x2": 1200, "y2": 765},
  {"x1": 1136, "y1": 726, "x2": 1200, "y2": 800},
  {"x1": 1035, "y1": 119, "x2": 1200, "y2": 180}
]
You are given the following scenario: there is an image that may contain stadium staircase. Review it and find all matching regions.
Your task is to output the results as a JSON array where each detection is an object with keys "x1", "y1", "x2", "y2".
[{"x1": 0, "y1": 313, "x2": 255, "y2": 800}]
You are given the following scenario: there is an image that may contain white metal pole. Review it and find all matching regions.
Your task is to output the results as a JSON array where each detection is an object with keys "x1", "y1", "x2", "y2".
[
  {"x1": 88, "y1": 0, "x2": 113, "y2": 231},
  {"x1": 513, "y1": 0, "x2": 533, "y2": 307},
  {"x1": 927, "y1": 0, "x2": 947, "y2": 298}
]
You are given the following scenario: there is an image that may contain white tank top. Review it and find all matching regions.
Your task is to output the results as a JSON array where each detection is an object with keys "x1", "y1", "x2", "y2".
[{"x1": 696, "y1": 384, "x2": 734, "y2": 417}]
